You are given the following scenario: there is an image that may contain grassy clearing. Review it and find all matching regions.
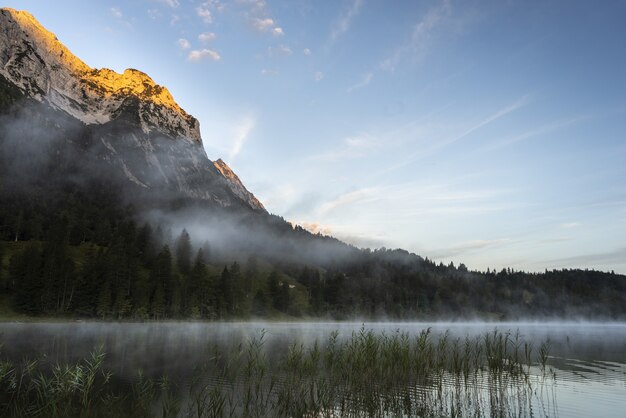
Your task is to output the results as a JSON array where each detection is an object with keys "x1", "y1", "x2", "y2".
[{"x1": 0, "y1": 328, "x2": 554, "y2": 417}]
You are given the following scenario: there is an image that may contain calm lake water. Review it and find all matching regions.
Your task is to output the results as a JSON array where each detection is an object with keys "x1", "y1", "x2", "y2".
[{"x1": 1, "y1": 321, "x2": 625, "y2": 417}]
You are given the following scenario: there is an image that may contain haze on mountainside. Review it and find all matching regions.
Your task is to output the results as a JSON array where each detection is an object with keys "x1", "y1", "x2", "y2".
[{"x1": 0, "y1": 7, "x2": 625, "y2": 321}]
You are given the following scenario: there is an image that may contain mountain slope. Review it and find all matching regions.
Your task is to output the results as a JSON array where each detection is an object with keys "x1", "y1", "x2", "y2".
[{"x1": 0, "y1": 7, "x2": 265, "y2": 213}]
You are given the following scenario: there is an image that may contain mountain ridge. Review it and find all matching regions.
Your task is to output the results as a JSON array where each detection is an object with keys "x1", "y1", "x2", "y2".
[
  {"x1": 0, "y1": 7, "x2": 266, "y2": 213},
  {"x1": 0, "y1": 8, "x2": 200, "y2": 142}
]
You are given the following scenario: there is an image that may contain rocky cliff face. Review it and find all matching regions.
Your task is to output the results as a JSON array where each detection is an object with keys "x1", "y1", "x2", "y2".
[
  {"x1": 213, "y1": 159, "x2": 265, "y2": 211},
  {"x1": 0, "y1": 8, "x2": 266, "y2": 213},
  {"x1": 0, "y1": 8, "x2": 200, "y2": 141}
]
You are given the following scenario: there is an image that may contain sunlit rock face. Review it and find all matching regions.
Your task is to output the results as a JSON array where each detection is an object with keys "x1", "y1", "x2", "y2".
[
  {"x1": 0, "y1": 8, "x2": 200, "y2": 142},
  {"x1": 0, "y1": 8, "x2": 266, "y2": 213},
  {"x1": 213, "y1": 159, "x2": 266, "y2": 211}
]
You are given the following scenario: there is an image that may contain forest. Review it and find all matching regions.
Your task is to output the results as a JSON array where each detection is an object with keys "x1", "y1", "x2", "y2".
[{"x1": 1, "y1": 184, "x2": 625, "y2": 321}]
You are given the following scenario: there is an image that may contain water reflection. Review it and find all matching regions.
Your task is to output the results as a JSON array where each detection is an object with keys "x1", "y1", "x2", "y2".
[{"x1": 1, "y1": 321, "x2": 625, "y2": 417}]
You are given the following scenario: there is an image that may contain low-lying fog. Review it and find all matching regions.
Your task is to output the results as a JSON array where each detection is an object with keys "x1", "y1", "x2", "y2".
[{"x1": 1, "y1": 321, "x2": 625, "y2": 417}]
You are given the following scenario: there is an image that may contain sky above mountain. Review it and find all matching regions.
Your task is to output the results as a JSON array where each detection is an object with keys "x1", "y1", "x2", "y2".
[{"x1": 4, "y1": 0, "x2": 626, "y2": 273}]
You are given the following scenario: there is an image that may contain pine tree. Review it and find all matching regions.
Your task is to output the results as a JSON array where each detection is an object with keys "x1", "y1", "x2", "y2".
[
  {"x1": 176, "y1": 229, "x2": 192, "y2": 275},
  {"x1": 96, "y1": 279, "x2": 112, "y2": 319},
  {"x1": 218, "y1": 266, "x2": 234, "y2": 317},
  {"x1": 10, "y1": 243, "x2": 43, "y2": 314}
]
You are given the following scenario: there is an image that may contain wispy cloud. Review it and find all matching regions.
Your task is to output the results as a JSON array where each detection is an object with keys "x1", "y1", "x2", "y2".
[
  {"x1": 314, "y1": 71, "x2": 324, "y2": 81},
  {"x1": 108, "y1": 6, "x2": 134, "y2": 30},
  {"x1": 147, "y1": 8, "x2": 161, "y2": 19},
  {"x1": 261, "y1": 68, "x2": 278, "y2": 76},
  {"x1": 319, "y1": 188, "x2": 378, "y2": 215},
  {"x1": 313, "y1": 135, "x2": 376, "y2": 162},
  {"x1": 560, "y1": 222, "x2": 581, "y2": 229},
  {"x1": 196, "y1": 4, "x2": 213, "y2": 23},
  {"x1": 290, "y1": 221, "x2": 334, "y2": 236},
  {"x1": 329, "y1": 0, "x2": 364, "y2": 46},
  {"x1": 302, "y1": 48, "x2": 312, "y2": 56},
  {"x1": 377, "y1": 96, "x2": 529, "y2": 175},
  {"x1": 380, "y1": 0, "x2": 451, "y2": 72},
  {"x1": 267, "y1": 45, "x2": 292, "y2": 57},
  {"x1": 229, "y1": 115, "x2": 256, "y2": 161},
  {"x1": 237, "y1": 0, "x2": 284, "y2": 35},
  {"x1": 198, "y1": 32, "x2": 216, "y2": 43},
  {"x1": 110, "y1": 7, "x2": 123, "y2": 19},
  {"x1": 188, "y1": 49, "x2": 221, "y2": 61},
  {"x1": 152, "y1": 0, "x2": 179, "y2": 8},
  {"x1": 347, "y1": 72, "x2": 373, "y2": 92},
  {"x1": 546, "y1": 247, "x2": 626, "y2": 268},
  {"x1": 428, "y1": 238, "x2": 512, "y2": 260},
  {"x1": 177, "y1": 38, "x2": 191, "y2": 50},
  {"x1": 250, "y1": 18, "x2": 284, "y2": 35},
  {"x1": 446, "y1": 96, "x2": 529, "y2": 146}
]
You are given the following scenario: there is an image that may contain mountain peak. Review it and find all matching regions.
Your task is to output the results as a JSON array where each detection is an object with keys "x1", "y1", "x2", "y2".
[{"x1": 0, "y1": 8, "x2": 200, "y2": 142}]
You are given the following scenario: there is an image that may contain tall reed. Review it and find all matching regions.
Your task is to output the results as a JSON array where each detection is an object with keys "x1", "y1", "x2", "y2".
[{"x1": 0, "y1": 328, "x2": 554, "y2": 417}]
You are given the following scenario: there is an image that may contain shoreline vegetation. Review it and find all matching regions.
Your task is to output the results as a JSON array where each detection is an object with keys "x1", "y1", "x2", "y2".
[{"x1": 0, "y1": 327, "x2": 556, "y2": 417}]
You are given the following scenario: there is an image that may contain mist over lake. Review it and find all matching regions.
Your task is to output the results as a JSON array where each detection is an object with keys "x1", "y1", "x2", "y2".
[{"x1": 1, "y1": 321, "x2": 625, "y2": 417}]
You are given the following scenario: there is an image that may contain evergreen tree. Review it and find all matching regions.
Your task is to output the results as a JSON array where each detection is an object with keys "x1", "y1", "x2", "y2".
[
  {"x1": 149, "y1": 246, "x2": 173, "y2": 318},
  {"x1": 10, "y1": 244, "x2": 43, "y2": 314},
  {"x1": 96, "y1": 279, "x2": 112, "y2": 319},
  {"x1": 176, "y1": 229, "x2": 192, "y2": 275},
  {"x1": 218, "y1": 266, "x2": 234, "y2": 317}
]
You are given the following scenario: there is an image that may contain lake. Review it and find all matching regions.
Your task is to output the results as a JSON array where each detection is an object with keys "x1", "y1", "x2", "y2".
[{"x1": 1, "y1": 321, "x2": 625, "y2": 417}]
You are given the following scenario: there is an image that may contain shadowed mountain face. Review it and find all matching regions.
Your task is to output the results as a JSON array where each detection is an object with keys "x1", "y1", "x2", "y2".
[{"x1": 0, "y1": 7, "x2": 265, "y2": 213}]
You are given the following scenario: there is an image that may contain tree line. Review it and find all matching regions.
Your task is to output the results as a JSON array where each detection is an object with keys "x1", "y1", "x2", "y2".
[{"x1": 0, "y1": 188, "x2": 625, "y2": 320}]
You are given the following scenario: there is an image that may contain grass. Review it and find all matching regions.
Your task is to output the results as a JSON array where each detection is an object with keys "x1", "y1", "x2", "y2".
[{"x1": 0, "y1": 328, "x2": 554, "y2": 417}]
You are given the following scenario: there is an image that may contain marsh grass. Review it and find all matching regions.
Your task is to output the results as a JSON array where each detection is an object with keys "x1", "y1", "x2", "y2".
[{"x1": 0, "y1": 328, "x2": 555, "y2": 417}]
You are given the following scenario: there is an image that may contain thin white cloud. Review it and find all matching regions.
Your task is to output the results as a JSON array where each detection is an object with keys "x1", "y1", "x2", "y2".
[
  {"x1": 158, "y1": 0, "x2": 179, "y2": 7},
  {"x1": 177, "y1": 38, "x2": 191, "y2": 50},
  {"x1": 303, "y1": 48, "x2": 311, "y2": 56},
  {"x1": 482, "y1": 110, "x2": 615, "y2": 152},
  {"x1": 238, "y1": 0, "x2": 284, "y2": 35},
  {"x1": 267, "y1": 44, "x2": 292, "y2": 57},
  {"x1": 252, "y1": 17, "x2": 274, "y2": 31},
  {"x1": 329, "y1": 0, "x2": 364, "y2": 46},
  {"x1": 229, "y1": 116, "x2": 256, "y2": 160},
  {"x1": 198, "y1": 32, "x2": 216, "y2": 43},
  {"x1": 147, "y1": 8, "x2": 161, "y2": 19},
  {"x1": 380, "y1": 0, "x2": 451, "y2": 72},
  {"x1": 546, "y1": 247, "x2": 626, "y2": 268},
  {"x1": 314, "y1": 71, "x2": 324, "y2": 81},
  {"x1": 110, "y1": 7, "x2": 123, "y2": 18},
  {"x1": 446, "y1": 96, "x2": 530, "y2": 146},
  {"x1": 290, "y1": 221, "x2": 334, "y2": 237},
  {"x1": 428, "y1": 238, "x2": 512, "y2": 259},
  {"x1": 560, "y1": 222, "x2": 581, "y2": 229},
  {"x1": 250, "y1": 18, "x2": 283, "y2": 35},
  {"x1": 188, "y1": 49, "x2": 221, "y2": 61},
  {"x1": 196, "y1": 5, "x2": 213, "y2": 23},
  {"x1": 347, "y1": 72, "x2": 373, "y2": 92},
  {"x1": 313, "y1": 135, "x2": 376, "y2": 162},
  {"x1": 108, "y1": 6, "x2": 134, "y2": 30},
  {"x1": 376, "y1": 96, "x2": 529, "y2": 176},
  {"x1": 319, "y1": 188, "x2": 378, "y2": 215},
  {"x1": 261, "y1": 68, "x2": 279, "y2": 76}
]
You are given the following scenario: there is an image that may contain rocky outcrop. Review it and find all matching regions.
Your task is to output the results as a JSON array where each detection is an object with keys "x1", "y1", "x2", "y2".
[
  {"x1": 0, "y1": 8, "x2": 200, "y2": 142},
  {"x1": 213, "y1": 159, "x2": 265, "y2": 211},
  {"x1": 0, "y1": 7, "x2": 267, "y2": 213}
]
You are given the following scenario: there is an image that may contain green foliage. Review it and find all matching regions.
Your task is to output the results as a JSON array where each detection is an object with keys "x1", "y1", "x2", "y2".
[
  {"x1": 0, "y1": 186, "x2": 624, "y2": 320},
  {"x1": 0, "y1": 329, "x2": 555, "y2": 417}
]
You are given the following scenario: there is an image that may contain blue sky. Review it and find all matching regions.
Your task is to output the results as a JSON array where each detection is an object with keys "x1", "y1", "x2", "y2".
[{"x1": 5, "y1": 0, "x2": 626, "y2": 273}]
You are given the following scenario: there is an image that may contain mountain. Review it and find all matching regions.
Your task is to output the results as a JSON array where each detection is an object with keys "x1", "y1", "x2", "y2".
[{"x1": 0, "y1": 7, "x2": 265, "y2": 213}]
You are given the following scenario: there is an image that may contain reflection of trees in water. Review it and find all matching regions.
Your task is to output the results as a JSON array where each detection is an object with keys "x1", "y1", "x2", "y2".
[{"x1": 0, "y1": 326, "x2": 570, "y2": 417}]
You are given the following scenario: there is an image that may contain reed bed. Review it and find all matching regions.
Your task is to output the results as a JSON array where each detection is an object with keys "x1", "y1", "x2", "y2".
[{"x1": 0, "y1": 328, "x2": 555, "y2": 417}]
